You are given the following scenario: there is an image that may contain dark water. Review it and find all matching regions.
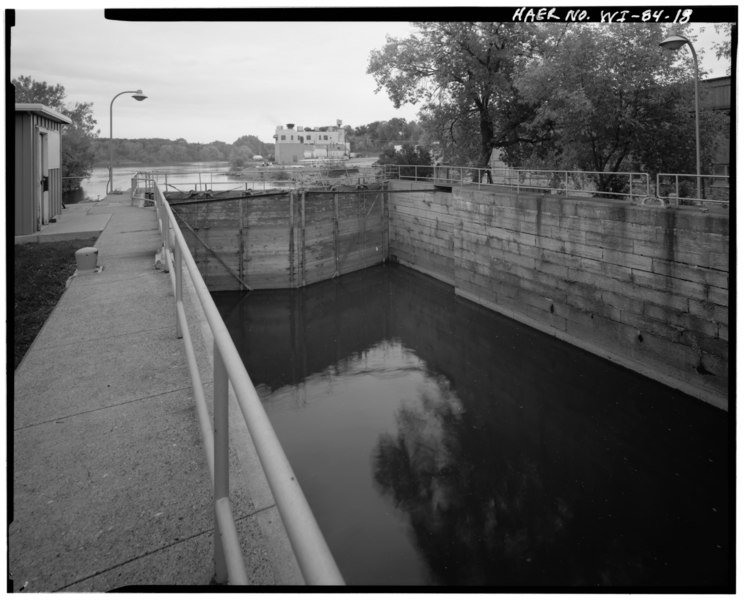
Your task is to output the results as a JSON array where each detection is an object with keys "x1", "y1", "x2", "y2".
[{"x1": 213, "y1": 264, "x2": 732, "y2": 589}]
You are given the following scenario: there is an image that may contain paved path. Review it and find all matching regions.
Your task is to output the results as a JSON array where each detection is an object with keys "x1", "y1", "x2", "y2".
[{"x1": 10, "y1": 194, "x2": 301, "y2": 591}]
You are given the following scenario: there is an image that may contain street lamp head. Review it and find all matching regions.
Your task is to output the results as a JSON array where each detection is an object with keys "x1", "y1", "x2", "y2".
[
  {"x1": 659, "y1": 35, "x2": 689, "y2": 51},
  {"x1": 132, "y1": 90, "x2": 147, "y2": 101}
]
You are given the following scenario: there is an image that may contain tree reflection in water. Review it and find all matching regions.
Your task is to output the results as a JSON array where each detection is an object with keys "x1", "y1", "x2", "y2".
[
  {"x1": 373, "y1": 376, "x2": 574, "y2": 586},
  {"x1": 217, "y1": 265, "x2": 730, "y2": 588}
]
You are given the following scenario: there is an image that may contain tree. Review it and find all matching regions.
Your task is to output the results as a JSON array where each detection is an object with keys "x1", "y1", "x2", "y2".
[
  {"x1": 198, "y1": 144, "x2": 224, "y2": 162},
  {"x1": 710, "y1": 23, "x2": 734, "y2": 74},
  {"x1": 513, "y1": 23, "x2": 727, "y2": 193},
  {"x1": 368, "y1": 22, "x2": 545, "y2": 170},
  {"x1": 346, "y1": 119, "x2": 426, "y2": 155},
  {"x1": 13, "y1": 75, "x2": 99, "y2": 191},
  {"x1": 377, "y1": 144, "x2": 432, "y2": 178},
  {"x1": 229, "y1": 145, "x2": 254, "y2": 169},
  {"x1": 232, "y1": 134, "x2": 270, "y2": 157}
]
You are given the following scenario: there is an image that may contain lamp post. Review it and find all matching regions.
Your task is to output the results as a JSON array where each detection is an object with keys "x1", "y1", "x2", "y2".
[
  {"x1": 108, "y1": 89, "x2": 147, "y2": 195},
  {"x1": 659, "y1": 34, "x2": 701, "y2": 200}
]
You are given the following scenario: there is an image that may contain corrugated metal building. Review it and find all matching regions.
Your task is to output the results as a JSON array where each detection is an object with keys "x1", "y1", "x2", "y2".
[{"x1": 14, "y1": 104, "x2": 72, "y2": 236}]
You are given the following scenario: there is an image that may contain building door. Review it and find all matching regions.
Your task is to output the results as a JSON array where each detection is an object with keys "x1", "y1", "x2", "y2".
[
  {"x1": 35, "y1": 129, "x2": 50, "y2": 230},
  {"x1": 40, "y1": 131, "x2": 50, "y2": 226}
]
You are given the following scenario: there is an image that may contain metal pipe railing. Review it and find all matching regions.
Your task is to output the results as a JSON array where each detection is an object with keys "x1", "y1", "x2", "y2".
[
  {"x1": 656, "y1": 172, "x2": 730, "y2": 206},
  {"x1": 147, "y1": 177, "x2": 344, "y2": 585},
  {"x1": 383, "y1": 164, "x2": 652, "y2": 200}
]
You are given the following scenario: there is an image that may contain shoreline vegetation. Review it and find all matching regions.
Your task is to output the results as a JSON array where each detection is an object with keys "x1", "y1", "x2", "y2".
[
  {"x1": 14, "y1": 238, "x2": 98, "y2": 369},
  {"x1": 89, "y1": 156, "x2": 380, "y2": 182}
]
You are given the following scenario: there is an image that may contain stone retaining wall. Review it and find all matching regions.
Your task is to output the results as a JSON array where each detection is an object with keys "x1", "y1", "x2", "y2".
[{"x1": 388, "y1": 180, "x2": 730, "y2": 408}]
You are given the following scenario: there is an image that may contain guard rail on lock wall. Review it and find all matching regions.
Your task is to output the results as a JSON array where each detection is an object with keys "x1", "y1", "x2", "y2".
[
  {"x1": 381, "y1": 164, "x2": 732, "y2": 206},
  {"x1": 379, "y1": 164, "x2": 652, "y2": 201},
  {"x1": 141, "y1": 175, "x2": 344, "y2": 586},
  {"x1": 656, "y1": 172, "x2": 730, "y2": 206}
]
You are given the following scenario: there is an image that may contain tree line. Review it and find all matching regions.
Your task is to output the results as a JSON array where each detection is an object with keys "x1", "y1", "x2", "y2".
[
  {"x1": 97, "y1": 122, "x2": 425, "y2": 168},
  {"x1": 90, "y1": 135, "x2": 273, "y2": 168}
]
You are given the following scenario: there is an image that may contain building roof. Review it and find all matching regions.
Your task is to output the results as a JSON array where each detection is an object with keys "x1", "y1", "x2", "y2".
[{"x1": 15, "y1": 103, "x2": 72, "y2": 125}]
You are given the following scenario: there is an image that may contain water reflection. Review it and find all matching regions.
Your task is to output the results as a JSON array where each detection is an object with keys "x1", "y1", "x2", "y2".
[{"x1": 214, "y1": 264, "x2": 731, "y2": 589}]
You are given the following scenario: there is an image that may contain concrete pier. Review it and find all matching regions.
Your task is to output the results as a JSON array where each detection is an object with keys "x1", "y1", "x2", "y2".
[{"x1": 10, "y1": 193, "x2": 302, "y2": 591}]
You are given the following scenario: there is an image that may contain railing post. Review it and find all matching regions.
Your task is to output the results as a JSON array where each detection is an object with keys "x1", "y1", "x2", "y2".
[
  {"x1": 214, "y1": 342, "x2": 230, "y2": 584},
  {"x1": 162, "y1": 202, "x2": 170, "y2": 258},
  {"x1": 156, "y1": 185, "x2": 163, "y2": 233},
  {"x1": 175, "y1": 242, "x2": 183, "y2": 339},
  {"x1": 629, "y1": 173, "x2": 633, "y2": 202}
]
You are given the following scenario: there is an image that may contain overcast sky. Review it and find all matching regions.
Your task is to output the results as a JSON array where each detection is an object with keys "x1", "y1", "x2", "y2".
[
  {"x1": 10, "y1": 11, "x2": 424, "y2": 144},
  {"x1": 9, "y1": 7, "x2": 734, "y2": 145}
]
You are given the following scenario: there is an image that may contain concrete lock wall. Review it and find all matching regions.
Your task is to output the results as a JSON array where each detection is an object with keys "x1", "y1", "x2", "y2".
[
  {"x1": 172, "y1": 187, "x2": 387, "y2": 292},
  {"x1": 387, "y1": 180, "x2": 729, "y2": 409},
  {"x1": 174, "y1": 180, "x2": 729, "y2": 407}
]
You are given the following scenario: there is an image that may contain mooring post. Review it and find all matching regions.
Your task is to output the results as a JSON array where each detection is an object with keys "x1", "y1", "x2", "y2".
[
  {"x1": 301, "y1": 190, "x2": 306, "y2": 287},
  {"x1": 333, "y1": 191, "x2": 340, "y2": 277},
  {"x1": 289, "y1": 191, "x2": 296, "y2": 287},
  {"x1": 380, "y1": 189, "x2": 387, "y2": 262},
  {"x1": 238, "y1": 198, "x2": 245, "y2": 291}
]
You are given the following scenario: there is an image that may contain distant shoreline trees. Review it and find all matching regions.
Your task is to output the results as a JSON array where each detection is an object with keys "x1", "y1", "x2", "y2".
[
  {"x1": 91, "y1": 134, "x2": 274, "y2": 167},
  {"x1": 95, "y1": 120, "x2": 427, "y2": 168}
]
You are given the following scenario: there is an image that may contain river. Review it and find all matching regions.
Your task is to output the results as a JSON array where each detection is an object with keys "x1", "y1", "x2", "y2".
[
  {"x1": 213, "y1": 264, "x2": 731, "y2": 588},
  {"x1": 62, "y1": 162, "x2": 233, "y2": 204}
]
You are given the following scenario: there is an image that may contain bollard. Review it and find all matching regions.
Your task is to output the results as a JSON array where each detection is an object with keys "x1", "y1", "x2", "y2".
[{"x1": 74, "y1": 247, "x2": 98, "y2": 272}]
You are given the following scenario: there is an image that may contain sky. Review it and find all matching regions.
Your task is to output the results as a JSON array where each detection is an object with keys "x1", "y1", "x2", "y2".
[
  {"x1": 8, "y1": 5, "x2": 735, "y2": 146},
  {"x1": 9, "y1": 11, "x2": 423, "y2": 144}
]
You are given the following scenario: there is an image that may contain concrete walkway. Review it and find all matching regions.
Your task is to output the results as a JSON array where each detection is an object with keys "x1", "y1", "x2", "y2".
[{"x1": 10, "y1": 194, "x2": 302, "y2": 591}]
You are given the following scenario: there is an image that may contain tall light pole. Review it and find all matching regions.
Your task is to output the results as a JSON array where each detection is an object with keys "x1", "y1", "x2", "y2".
[
  {"x1": 108, "y1": 89, "x2": 147, "y2": 195},
  {"x1": 659, "y1": 34, "x2": 701, "y2": 200}
]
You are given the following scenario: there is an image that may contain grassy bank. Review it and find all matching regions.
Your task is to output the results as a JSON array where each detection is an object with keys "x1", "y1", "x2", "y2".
[{"x1": 14, "y1": 238, "x2": 98, "y2": 369}]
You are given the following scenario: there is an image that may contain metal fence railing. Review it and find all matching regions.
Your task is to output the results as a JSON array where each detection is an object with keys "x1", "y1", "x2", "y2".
[
  {"x1": 379, "y1": 164, "x2": 652, "y2": 201},
  {"x1": 133, "y1": 164, "x2": 730, "y2": 209},
  {"x1": 656, "y1": 173, "x2": 730, "y2": 206},
  {"x1": 146, "y1": 167, "x2": 383, "y2": 196},
  {"x1": 132, "y1": 173, "x2": 344, "y2": 585}
]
